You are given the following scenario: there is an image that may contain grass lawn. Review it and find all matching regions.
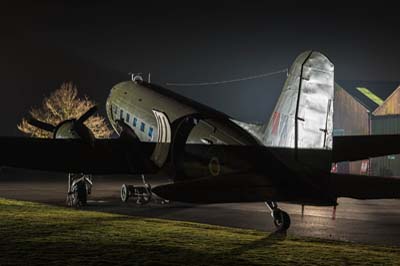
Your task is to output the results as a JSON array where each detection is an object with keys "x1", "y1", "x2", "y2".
[{"x1": 0, "y1": 198, "x2": 400, "y2": 265}]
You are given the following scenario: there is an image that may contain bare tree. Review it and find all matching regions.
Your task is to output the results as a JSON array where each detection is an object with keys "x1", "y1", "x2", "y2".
[{"x1": 18, "y1": 82, "x2": 113, "y2": 138}]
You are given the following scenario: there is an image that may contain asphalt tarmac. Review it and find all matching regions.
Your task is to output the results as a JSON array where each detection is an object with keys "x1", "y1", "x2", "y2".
[{"x1": 1, "y1": 169, "x2": 400, "y2": 246}]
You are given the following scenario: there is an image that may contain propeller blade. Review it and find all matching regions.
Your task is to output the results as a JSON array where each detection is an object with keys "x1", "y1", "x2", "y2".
[
  {"x1": 27, "y1": 117, "x2": 56, "y2": 132},
  {"x1": 77, "y1": 106, "x2": 98, "y2": 123},
  {"x1": 73, "y1": 121, "x2": 95, "y2": 146}
]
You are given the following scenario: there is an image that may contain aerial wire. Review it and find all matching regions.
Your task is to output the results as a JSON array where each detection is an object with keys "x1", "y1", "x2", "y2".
[{"x1": 165, "y1": 68, "x2": 288, "y2": 87}]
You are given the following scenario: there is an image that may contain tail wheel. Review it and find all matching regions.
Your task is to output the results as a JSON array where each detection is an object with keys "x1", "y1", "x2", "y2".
[{"x1": 273, "y1": 209, "x2": 291, "y2": 231}]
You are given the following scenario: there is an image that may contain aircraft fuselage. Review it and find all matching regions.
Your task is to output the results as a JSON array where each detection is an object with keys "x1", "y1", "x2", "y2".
[
  {"x1": 105, "y1": 80, "x2": 258, "y2": 146},
  {"x1": 104, "y1": 79, "x2": 337, "y2": 206}
]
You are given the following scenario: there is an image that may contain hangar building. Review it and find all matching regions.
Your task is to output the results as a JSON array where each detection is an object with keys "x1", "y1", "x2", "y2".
[
  {"x1": 333, "y1": 80, "x2": 400, "y2": 176},
  {"x1": 371, "y1": 86, "x2": 400, "y2": 176}
]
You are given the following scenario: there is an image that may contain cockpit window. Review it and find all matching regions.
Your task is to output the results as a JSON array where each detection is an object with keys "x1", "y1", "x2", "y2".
[{"x1": 140, "y1": 122, "x2": 145, "y2": 132}]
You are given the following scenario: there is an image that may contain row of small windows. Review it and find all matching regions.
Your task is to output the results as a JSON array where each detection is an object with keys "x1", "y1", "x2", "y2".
[{"x1": 113, "y1": 104, "x2": 153, "y2": 138}]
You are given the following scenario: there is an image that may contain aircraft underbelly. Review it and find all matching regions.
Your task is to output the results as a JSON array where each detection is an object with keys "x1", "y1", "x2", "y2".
[{"x1": 152, "y1": 174, "x2": 335, "y2": 205}]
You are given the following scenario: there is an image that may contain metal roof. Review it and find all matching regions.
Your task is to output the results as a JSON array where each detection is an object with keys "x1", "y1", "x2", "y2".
[{"x1": 336, "y1": 80, "x2": 400, "y2": 111}]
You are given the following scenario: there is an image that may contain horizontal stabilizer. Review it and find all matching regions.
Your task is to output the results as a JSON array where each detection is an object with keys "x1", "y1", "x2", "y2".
[
  {"x1": 332, "y1": 173, "x2": 400, "y2": 199},
  {"x1": 333, "y1": 135, "x2": 400, "y2": 162}
]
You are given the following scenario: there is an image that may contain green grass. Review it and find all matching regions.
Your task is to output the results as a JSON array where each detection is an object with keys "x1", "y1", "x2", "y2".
[{"x1": 0, "y1": 198, "x2": 400, "y2": 266}]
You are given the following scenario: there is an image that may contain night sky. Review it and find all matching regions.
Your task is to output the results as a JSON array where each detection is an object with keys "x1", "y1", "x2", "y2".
[{"x1": 1, "y1": 2, "x2": 400, "y2": 136}]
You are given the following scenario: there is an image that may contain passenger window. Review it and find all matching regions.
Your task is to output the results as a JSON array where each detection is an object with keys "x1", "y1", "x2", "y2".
[
  {"x1": 140, "y1": 122, "x2": 145, "y2": 132},
  {"x1": 126, "y1": 113, "x2": 130, "y2": 123},
  {"x1": 148, "y1": 127, "x2": 153, "y2": 138},
  {"x1": 120, "y1": 109, "x2": 123, "y2": 120},
  {"x1": 133, "y1": 117, "x2": 137, "y2": 127}
]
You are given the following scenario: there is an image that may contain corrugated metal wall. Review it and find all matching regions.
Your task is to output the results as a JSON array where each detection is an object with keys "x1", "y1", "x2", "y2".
[
  {"x1": 370, "y1": 86, "x2": 400, "y2": 176},
  {"x1": 333, "y1": 84, "x2": 370, "y2": 174},
  {"x1": 371, "y1": 115, "x2": 400, "y2": 176}
]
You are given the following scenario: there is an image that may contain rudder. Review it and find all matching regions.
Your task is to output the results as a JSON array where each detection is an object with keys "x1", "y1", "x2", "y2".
[{"x1": 262, "y1": 51, "x2": 334, "y2": 150}]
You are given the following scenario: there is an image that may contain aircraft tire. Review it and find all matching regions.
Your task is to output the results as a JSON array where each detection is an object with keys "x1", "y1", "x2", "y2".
[
  {"x1": 273, "y1": 209, "x2": 291, "y2": 231},
  {"x1": 121, "y1": 184, "x2": 135, "y2": 203},
  {"x1": 121, "y1": 184, "x2": 129, "y2": 202}
]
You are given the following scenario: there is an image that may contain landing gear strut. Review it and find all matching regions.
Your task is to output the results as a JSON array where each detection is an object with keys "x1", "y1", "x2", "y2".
[
  {"x1": 121, "y1": 175, "x2": 152, "y2": 205},
  {"x1": 265, "y1": 201, "x2": 291, "y2": 231},
  {"x1": 66, "y1": 173, "x2": 93, "y2": 207}
]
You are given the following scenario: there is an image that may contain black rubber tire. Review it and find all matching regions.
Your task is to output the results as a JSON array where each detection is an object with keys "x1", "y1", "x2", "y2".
[
  {"x1": 121, "y1": 184, "x2": 129, "y2": 202},
  {"x1": 273, "y1": 209, "x2": 291, "y2": 231}
]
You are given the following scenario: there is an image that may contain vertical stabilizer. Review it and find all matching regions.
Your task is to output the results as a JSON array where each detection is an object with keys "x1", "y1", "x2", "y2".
[{"x1": 262, "y1": 51, "x2": 334, "y2": 150}]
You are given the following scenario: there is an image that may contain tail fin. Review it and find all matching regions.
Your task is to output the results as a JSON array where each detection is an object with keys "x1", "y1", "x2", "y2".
[{"x1": 261, "y1": 51, "x2": 334, "y2": 150}]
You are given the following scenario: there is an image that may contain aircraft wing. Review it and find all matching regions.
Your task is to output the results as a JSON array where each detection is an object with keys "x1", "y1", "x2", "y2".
[
  {"x1": 333, "y1": 134, "x2": 400, "y2": 162},
  {"x1": 152, "y1": 172, "x2": 277, "y2": 204},
  {"x1": 0, "y1": 137, "x2": 156, "y2": 174}
]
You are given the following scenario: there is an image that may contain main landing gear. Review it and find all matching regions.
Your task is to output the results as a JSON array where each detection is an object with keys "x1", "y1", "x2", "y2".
[
  {"x1": 120, "y1": 175, "x2": 152, "y2": 205},
  {"x1": 66, "y1": 173, "x2": 93, "y2": 207},
  {"x1": 265, "y1": 201, "x2": 291, "y2": 231}
]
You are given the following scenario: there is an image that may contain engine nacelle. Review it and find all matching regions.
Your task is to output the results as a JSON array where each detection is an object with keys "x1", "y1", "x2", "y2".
[
  {"x1": 53, "y1": 119, "x2": 95, "y2": 145},
  {"x1": 53, "y1": 120, "x2": 80, "y2": 139}
]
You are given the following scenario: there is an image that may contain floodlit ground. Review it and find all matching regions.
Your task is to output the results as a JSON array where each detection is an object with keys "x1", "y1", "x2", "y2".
[
  {"x1": 2, "y1": 174, "x2": 400, "y2": 246},
  {"x1": 0, "y1": 198, "x2": 400, "y2": 266}
]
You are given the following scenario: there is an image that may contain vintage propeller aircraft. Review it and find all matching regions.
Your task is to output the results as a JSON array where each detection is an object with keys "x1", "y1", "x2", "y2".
[{"x1": 2, "y1": 50, "x2": 400, "y2": 231}]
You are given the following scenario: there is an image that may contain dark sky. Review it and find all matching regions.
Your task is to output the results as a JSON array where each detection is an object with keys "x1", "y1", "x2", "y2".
[{"x1": 1, "y1": 2, "x2": 400, "y2": 136}]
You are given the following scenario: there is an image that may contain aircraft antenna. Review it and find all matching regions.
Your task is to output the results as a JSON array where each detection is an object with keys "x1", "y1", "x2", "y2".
[
  {"x1": 129, "y1": 72, "x2": 152, "y2": 83},
  {"x1": 129, "y1": 72, "x2": 143, "y2": 82},
  {"x1": 166, "y1": 68, "x2": 288, "y2": 87}
]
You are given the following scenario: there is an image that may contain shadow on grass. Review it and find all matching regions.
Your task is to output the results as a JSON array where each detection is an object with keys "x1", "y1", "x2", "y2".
[{"x1": 229, "y1": 229, "x2": 287, "y2": 256}]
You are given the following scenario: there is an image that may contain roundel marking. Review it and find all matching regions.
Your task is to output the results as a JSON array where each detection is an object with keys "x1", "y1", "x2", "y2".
[{"x1": 208, "y1": 157, "x2": 221, "y2": 176}]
